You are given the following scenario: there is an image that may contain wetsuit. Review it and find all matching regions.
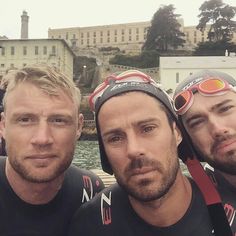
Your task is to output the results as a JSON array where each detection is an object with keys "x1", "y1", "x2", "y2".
[
  {"x1": 205, "y1": 165, "x2": 236, "y2": 236},
  {"x1": 67, "y1": 180, "x2": 215, "y2": 236},
  {"x1": 0, "y1": 156, "x2": 104, "y2": 236}
]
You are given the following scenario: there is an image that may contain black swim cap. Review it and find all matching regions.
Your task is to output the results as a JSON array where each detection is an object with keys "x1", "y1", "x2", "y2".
[{"x1": 91, "y1": 70, "x2": 192, "y2": 174}]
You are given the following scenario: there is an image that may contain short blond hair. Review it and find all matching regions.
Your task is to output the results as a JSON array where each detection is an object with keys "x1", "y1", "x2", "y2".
[{"x1": 1, "y1": 64, "x2": 81, "y2": 110}]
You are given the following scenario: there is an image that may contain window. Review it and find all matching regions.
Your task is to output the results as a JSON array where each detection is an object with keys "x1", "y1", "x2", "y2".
[
  {"x1": 129, "y1": 29, "x2": 132, "y2": 34},
  {"x1": 87, "y1": 39, "x2": 90, "y2": 44},
  {"x1": 129, "y1": 36, "x2": 132, "y2": 41},
  {"x1": 1, "y1": 64, "x2": 4, "y2": 68},
  {"x1": 107, "y1": 30, "x2": 110, "y2": 36},
  {"x1": 176, "y1": 72, "x2": 179, "y2": 83},
  {"x1": 100, "y1": 38, "x2": 103, "y2": 43},
  {"x1": 93, "y1": 38, "x2": 96, "y2": 44},
  {"x1": 93, "y1": 32, "x2": 96, "y2": 37},
  {"x1": 107, "y1": 37, "x2": 110, "y2": 43},
  {"x1": 136, "y1": 35, "x2": 139, "y2": 41},
  {"x1": 1, "y1": 47, "x2": 5, "y2": 56},
  {"x1": 10, "y1": 63, "x2": 14, "y2": 68},
  {"x1": 114, "y1": 30, "x2": 117, "y2": 35},
  {"x1": 43, "y1": 46, "x2": 47, "y2": 55},
  {"x1": 122, "y1": 29, "x2": 124, "y2": 35},
  {"x1": 81, "y1": 33, "x2": 84, "y2": 38},
  {"x1": 66, "y1": 33, "x2": 68, "y2": 40},
  {"x1": 114, "y1": 37, "x2": 117, "y2": 42},
  {"x1": 136, "y1": 28, "x2": 139, "y2": 34},
  {"x1": 72, "y1": 41, "x2": 76, "y2": 47},
  {"x1": 194, "y1": 38, "x2": 197, "y2": 43},
  {"x1": 100, "y1": 31, "x2": 103, "y2": 36},
  {"x1": 23, "y1": 46, "x2": 27, "y2": 55},
  {"x1": 11, "y1": 46, "x2": 15, "y2": 55},
  {"x1": 202, "y1": 37, "x2": 204, "y2": 42},
  {"x1": 81, "y1": 39, "x2": 83, "y2": 45},
  {"x1": 194, "y1": 31, "x2": 197, "y2": 36},
  {"x1": 87, "y1": 32, "x2": 90, "y2": 37},
  {"x1": 35, "y1": 46, "x2": 39, "y2": 55},
  {"x1": 122, "y1": 36, "x2": 124, "y2": 42},
  {"x1": 73, "y1": 34, "x2": 76, "y2": 39},
  {"x1": 23, "y1": 63, "x2": 27, "y2": 67},
  {"x1": 52, "y1": 45, "x2": 56, "y2": 55}
]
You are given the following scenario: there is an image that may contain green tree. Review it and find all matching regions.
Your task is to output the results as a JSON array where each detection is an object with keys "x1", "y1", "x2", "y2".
[
  {"x1": 109, "y1": 50, "x2": 160, "y2": 68},
  {"x1": 193, "y1": 40, "x2": 236, "y2": 55},
  {"x1": 142, "y1": 4, "x2": 185, "y2": 51},
  {"x1": 197, "y1": 0, "x2": 236, "y2": 42}
]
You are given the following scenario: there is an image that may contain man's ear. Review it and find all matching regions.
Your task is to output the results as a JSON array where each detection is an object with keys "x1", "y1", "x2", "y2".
[
  {"x1": 0, "y1": 112, "x2": 6, "y2": 139},
  {"x1": 173, "y1": 122, "x2": 182, "y2": 146},
  {"x1": 76, "y1": 113, "x2": 84, "y2": 139}
]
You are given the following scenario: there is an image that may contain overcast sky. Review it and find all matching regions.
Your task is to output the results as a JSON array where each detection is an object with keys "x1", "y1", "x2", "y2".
[{"x1": 0, "y1": 0, "x2": 235, "y2": 39}]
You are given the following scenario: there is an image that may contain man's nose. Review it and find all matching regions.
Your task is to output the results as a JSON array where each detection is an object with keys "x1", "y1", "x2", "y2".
[
  {"x1": 126, "y1": 133, "x2": 145, "y2": 159},
  {"x1": 209, "y1": 117, "x2": 229, "y2": 139},
  {"x1": 30, "y1": 122, "x2": 53, "y2": 146}
]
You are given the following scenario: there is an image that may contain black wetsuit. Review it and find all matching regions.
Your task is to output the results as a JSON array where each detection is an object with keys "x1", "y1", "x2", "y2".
[
  {"x1": 67, "y1": 180, "x2": 215, "y2": 236},
  {"x1": 205, "y1": 165, "x2": 236, "y2": 236},
  {"x1": 0, "y1": 156, "x2": 104, "y2": 236}
]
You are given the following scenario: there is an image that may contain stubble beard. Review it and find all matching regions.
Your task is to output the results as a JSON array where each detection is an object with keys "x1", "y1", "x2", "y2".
[
  {"x1": 197, "y1": 146, "x2": 236, "y2": 175},
  {"x1": 8, "y1": 151, "x2": 74, "y2": 183},
  {"x1": 114, "y1": 144, "x2": 180, "y2": 202}
]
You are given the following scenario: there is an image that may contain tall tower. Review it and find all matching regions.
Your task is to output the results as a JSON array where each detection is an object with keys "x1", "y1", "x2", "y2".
[{"x1": 21, "y1": 10, "x2": 29, "y2": 39}]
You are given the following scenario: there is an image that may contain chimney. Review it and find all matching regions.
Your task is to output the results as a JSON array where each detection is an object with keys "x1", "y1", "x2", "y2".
[{"x1": 21, "y1": 10, "x2": 29, "y2": 39}]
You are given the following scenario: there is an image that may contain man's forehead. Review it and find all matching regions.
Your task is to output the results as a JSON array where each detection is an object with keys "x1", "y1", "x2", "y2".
[{"x1": 186, "y1": 91, "x2": 236, "y2": 115}]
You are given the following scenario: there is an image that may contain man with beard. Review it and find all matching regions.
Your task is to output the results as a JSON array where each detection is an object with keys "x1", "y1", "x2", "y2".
[
  {"x1": 0, "y1": 64, "x2": 104, "y2": 235},
  {"x1": 67, "y1": 70, "x2": 232, "y2": 236},
  {"x1": 173, "y1": 69, "x2": 236, "y2": 234}
]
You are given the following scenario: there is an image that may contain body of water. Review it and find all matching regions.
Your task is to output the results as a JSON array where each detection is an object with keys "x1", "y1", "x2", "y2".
[
  {"x1": 73, "y1": 140, "x2": 102, "y2": 169},
  {"x1": 73, "y1": 141, "x2": 189, "y2": 175}
]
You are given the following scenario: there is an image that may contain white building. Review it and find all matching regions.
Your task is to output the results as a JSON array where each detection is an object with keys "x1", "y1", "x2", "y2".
[
  {"x1": 48, "y1": 20, "x2": 236, "y2": 54},
  {"x1": 0, "y1": 38, "x2": 75, "y2": 80},
  {"x1": 160, "y1": 55, "x2": 236, "y2": 93}
]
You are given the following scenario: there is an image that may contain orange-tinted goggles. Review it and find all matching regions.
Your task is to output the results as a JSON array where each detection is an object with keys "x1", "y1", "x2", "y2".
[{"x1": 174, "y1": 78, "x2": 235, "y2": 115}]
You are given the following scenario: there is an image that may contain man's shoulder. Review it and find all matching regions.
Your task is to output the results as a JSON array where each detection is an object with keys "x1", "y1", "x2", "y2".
[
  {"x1": 66, "y1": 165, "x2": 104, "y2": 184},
  {"x1": 63, "y1": 165, "x2": 105, "y2": 199},
  {"x1": 79, "y1": 183, "x2": 127, "y2": 212}
]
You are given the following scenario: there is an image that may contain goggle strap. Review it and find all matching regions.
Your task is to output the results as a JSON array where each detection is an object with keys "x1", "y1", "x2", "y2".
[
  {"x1": 185, "y1": 158, "x2": 232, "y2": 235},
  {"x1": 185, "y1": 157, "x2": 221, "y2": 204}
]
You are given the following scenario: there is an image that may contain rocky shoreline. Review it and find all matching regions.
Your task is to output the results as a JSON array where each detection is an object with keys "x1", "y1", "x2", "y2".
[{"x1": 79, "y1": 126, "x2": 98, "y2": 141}]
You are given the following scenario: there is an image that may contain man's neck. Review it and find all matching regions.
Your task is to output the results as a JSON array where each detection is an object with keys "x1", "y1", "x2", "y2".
[
  {"x1": 128, "y1": 170, "x2": 192, "y2": 227},
  {"x1": 5, "y1": 159, "x2": 64, "y2": 205},
  {"x1": 218, "y1": 170, "x2": 236, "y2": 188}
]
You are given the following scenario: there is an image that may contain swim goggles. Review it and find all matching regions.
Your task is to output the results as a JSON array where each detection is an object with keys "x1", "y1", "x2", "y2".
[
  {"x1": 173, "y1": 78, "x2": 236, "y2": 115},
  {"x1": 89, "y1": 71, "x2": 158, "y2": 111}
]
